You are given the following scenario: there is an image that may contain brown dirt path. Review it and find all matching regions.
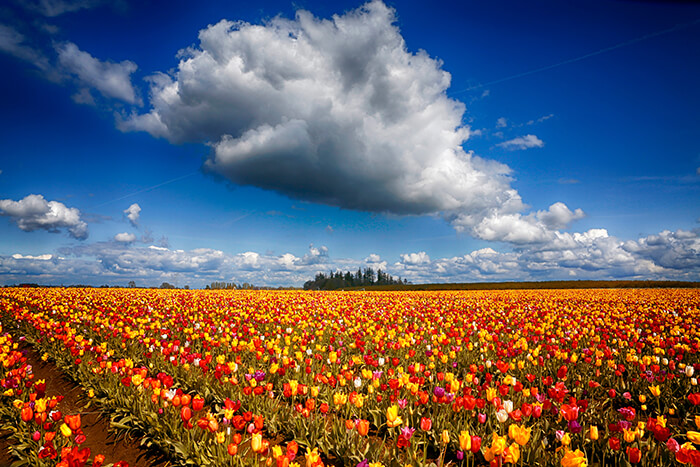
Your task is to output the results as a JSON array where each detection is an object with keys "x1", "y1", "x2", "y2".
[{"x1": 0, "y1": 341, "x2": 170, "y2": 467}]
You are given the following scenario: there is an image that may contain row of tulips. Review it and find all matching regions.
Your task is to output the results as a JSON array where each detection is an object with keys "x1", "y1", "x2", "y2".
[
  {"x1": 0, "y1": 318, "x2": 123, "y2": 467},
  {"x1": 1, "y1": 287, "x2": 700, "y2": 466},
  {"x1": 0, "y1": 309, "x2": 304, "y2": 466}
]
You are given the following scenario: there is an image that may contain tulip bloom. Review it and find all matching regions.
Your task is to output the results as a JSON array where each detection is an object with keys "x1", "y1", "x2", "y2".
[
  {"x1": 470, "y1": 436, "x2": 482, "y2": 453},
  {"x1": 490, "y1": 433, "x2": 507, "y2": 456},
  {"x1": 386, "y1": 405, "x2": 402, "y2": 428},
  {"x1": 357, "y1": 419, "x2": 370, "y2": 436},
  {"x1": 60, "y1": 423, "x2": 72, "y2": 437},
  {"x1": 441, "y1": 430, "x2": 450, "y2": 445},
  {"x1": 459, "y1": 430, "x2": 471, "y2": 451},
  {"x1": 420, "y1": 417, "x2": 432, "y2": 431},
  {"x1": 588, "y1": 425, "x2": 599, "y2": 441},
  {"x1": 561, "y1": 449, "x2": 587, "y2": 467},
  {"x1": 20, "y1": 406, "x2": 33, "y2": 422},
  {"x1": 251, "y1": 433, "x2": 263, "y2": 453},
  {"x1": 627, "y1": 447, "x2": 641, "y2": 464},
  {"x1": 192, "y1": 396, "x2": 205, "y2": 411},
  {"x1": 688, "y1": 431, "x2": 700, "y2": 444},
  {"x1": 504, "y1": 443, "x2": 520, "y2": 464},
  {"x1": 509, "y1": 424, "x2": 532, "y2": 446},
  {"x1": 227, "y1": 443, "x2": 238, "y2": 456}
]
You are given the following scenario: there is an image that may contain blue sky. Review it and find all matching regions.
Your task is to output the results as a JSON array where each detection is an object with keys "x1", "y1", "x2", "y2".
[{"x1": 1, "y1": 0, "x2": 699, "y2": 287}]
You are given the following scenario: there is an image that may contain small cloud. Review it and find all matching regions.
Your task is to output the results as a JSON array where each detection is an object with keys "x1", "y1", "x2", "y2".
[
  {"x1": 481, "y1": 89, "x2": 490, "y2": 98},
  {"x1": 696, "y1": 167, "x2": 700, "y2": 176},
  {"x1": 114, "y1": 232, "x2": 136, "y2": 243},
  {"x1": 20, "y1": 0, "x2": 108, "y2": 17},
  {"x1": 56, "y1": 42, "x2": 139, "y2": 104},
  {"x1": 0, "y1": 194, "x2": 88, "y2": 239},
  {"x1": 558, "y1": 178, "x2": 580, "y2": 185},
  {"x1": 496, "y1": 117, "x2": 507, "y2": 128},
  {"x1": 497, "y1": 134, "x2": 544, "y2": 151},
  {"x1": 12, "y1": 253, "x2": 53, "y2": 260},
  {"x1": 0, "y1": 24, "x2": 50, "y2": 71},
  {"x1": 536, "y1": 202, "x2": 585, "y2": 230},
  {"x1": 124, "y1": 203, "x2": 140, "y2": 226},
  {"x1": 365, "y1": 253, "x2": 382, "y2": 263},
  {"x1": 71, "y1": 87, "x2": 95, "y2": 105},
  {"x1": 325, "y1": 225, "x2": 334, "y2": 234},
  {"x1": 400, "y1": 251, "x2": 431, "y2": 265}
]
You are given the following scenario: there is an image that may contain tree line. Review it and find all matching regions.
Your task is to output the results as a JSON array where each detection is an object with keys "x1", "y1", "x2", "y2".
[{"x1": 303, "y1": 267, "x2": 408, "y2": 290}]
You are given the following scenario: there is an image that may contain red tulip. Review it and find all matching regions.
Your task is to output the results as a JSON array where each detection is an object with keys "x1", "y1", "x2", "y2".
[
  {"x1": 192, "y1": 396, "x2": 205, "y2": 411},
  {"x1": 627, "y1": 447, "x2": 641, "y2": 464},
  {"x1": 181, "y1": 406, "x2": 192, "y2": 422},
  {"x1": 470, "y1": 435, "x2": 482, "y2": 453},
  {"x1": 21, "y1": 406, "x2": 33, "y2": 422}
]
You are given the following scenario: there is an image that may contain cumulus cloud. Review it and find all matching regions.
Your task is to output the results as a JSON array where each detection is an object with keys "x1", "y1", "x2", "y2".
[
  {"x1": 124, "y1": 203, "x2": 141, "y2": 226},
  {"x1": 56, "y1": 42, "x2": 139, "y2": 104},
  {"x1": 536, "y1": 202, "x2": 585, "y2": 230},
  {"x1": 496, "y1": 117, "x2": 507, "y2": 128},
  {"x1": 0, "y1": 194, "x2": 88, "y2": 239},
  {"x1": 114, "y1": 232, "x2": 136, "y2": 243},
  {"x1": 392, "y1": 228, "x2": 700, "y2": 284},
  {"x1": 461, "y1": 202, "x2": 585, "y2": 244},
  {"x1": 497, "y1": 134, "x2": 544, "y2": 151},
  {"x1": 400, "y1": 251, "x2": 430, "y2": 265},
  {"x1": 12, "y1": 253, "x2": 53, "y2": 260},
  {"x1": 121, "y1": 0, "x2": 526, "y2": 227}
]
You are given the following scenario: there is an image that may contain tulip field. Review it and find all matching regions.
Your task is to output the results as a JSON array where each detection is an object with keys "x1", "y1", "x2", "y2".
[{"x1": 1, "y1": 287, "x2": 700, "y2": 467}]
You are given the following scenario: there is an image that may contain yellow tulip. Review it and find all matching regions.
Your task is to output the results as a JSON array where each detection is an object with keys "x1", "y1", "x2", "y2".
[
  {"x1": 688, "y1": 431, "x2": 700, "y2": 444},
  {"x1": 561, "y1": 449, "x2": 587, "y2": 467},
  {"x1": 486, "y1": 387, "x2": 497, "y2": 402},
  {"x1": 560, "y1": 433, "x2": 571, "y2": 447},
  {"x1": 649, "y1": 385, "x2": 661, "y2": 397},
  {"x1": 588, "y1": 425, "x2": 599, "y2": 441},
  {"x1": 306, "y1": 448, "x2": 321, "y2": 467},
  {"x1": 509, "y1": 424, "x2": 531, "y2": 446},
  {"x1": 491, "y1": 433, "x2": 507, "y2": 455},
  {"x1": 251, "y1": 433, "x2": 263, "y2": 453},
  {"x1": 60, "y1": 423, "x2": 72, "y2": 437},
  {"x1": 387, "y1": 405, "x2": 403, "y2": 428},
  {"x1": 441, "y1": 430, "x2": 450, "y2": 445},
  {"x1": 504, "y1": 443, "x2": 520, "y2": 463},
  {"x1": 459, "y1": 430, "x2": 471, "y2": 451}
]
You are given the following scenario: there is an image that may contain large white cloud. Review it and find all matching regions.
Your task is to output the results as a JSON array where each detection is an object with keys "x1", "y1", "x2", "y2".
[
  {"x1": 121, "y1": 0, "x2": 527, "y2": 225},
  {"x1": 56, "y1": 42, "x2": 139, "y2": 104},
  {"x1": 0, "y1": 194, "x2": 88, "y2": 239}
]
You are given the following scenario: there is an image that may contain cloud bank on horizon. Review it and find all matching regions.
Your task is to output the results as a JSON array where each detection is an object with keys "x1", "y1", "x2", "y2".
[{"x1": 0, "y1": 0, "x2": 698, "y2": 286}]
